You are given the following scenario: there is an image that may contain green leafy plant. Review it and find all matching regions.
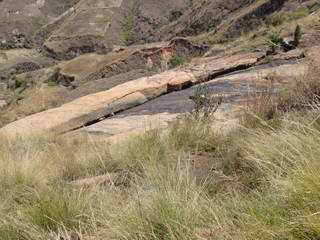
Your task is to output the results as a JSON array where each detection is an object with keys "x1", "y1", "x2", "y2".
[
  {"x1": 293, "y1": 24, "x2": 303, "y2": 47},
  {"x1": 121, "y1": 3, "x2": 140, "y2": 46},
  {"x1": 169, "y1": 55, "x2": 188, "y2": 68},
  {"x1": 7, "y1": 76, "x2": 27, "y2": 91},
  {"x1": 267, "y1": 32, "x2": 284, "y2": 46}
]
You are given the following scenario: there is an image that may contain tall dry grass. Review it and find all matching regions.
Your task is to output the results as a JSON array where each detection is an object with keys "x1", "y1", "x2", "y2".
[{"x1": 1, "y1": 60, "x2": 320, "y2": 240}]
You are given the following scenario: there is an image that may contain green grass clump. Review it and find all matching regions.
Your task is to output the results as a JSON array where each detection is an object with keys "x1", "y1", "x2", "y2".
[
  {"x1": 267, "y1": 32, "x2": 284, "y2": 46},
  {"x1": 169, "y1": 55, "x2": 188, "y2": 68},
  {"x1": 7, "y1": 76, "x2": 27, "y2": 91},
  {"x1": 168, "y1": 117, "x2": 220, "y2": 152},
  {"x1": 2, "y1": 112, "x2": 320, "y2": 239},
  {"x1": 24, "y1": 189, "x2": 92, "y2": 233},
  {"x1": 111, "y1": 130, "x2": 167, "y2": 174},
  {"x1": 229, "y1": 122, "x2": 320, "y2": 239}
]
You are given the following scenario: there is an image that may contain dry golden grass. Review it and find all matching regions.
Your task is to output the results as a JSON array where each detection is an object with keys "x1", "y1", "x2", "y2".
[
  {"x1": 241, "y1": 61, "x2": 320, "y2": 129},
  {"x1": 2, "y1": 111, "x2": 320, "y2": 239}
]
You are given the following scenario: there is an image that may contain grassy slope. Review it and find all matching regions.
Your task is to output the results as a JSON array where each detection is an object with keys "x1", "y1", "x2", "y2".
[
  {"x1": 1, "y1": 63, "x2": 320, "y2": 240},
  {"x1": 1, "y1": 2, "x2": 320, "y2": 240}
]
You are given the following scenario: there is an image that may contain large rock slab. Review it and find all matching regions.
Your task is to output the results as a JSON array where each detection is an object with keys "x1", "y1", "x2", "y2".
[
  {"x1": 0, "y1": 52, "x2": 262, "y2": 135},
  {"x1": 0, "y1": 38, "x2": 208, "y2": 127},
  {"x1": 79, "y1": 61, "x2": 307, "y2": 142}
]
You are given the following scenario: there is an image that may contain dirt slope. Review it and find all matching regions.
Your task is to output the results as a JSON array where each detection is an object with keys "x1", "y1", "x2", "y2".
[
  {"x1": 0, "y1": 0, "x2": 78, "y2": 42},
  {"x1": 41, "y1": 0, "x2": 189, "y2": 59}
]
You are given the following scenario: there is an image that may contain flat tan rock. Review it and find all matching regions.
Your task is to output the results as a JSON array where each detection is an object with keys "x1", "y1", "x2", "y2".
[
  {"x1": 77, "y1": 61, "x2": 308, "y2": 142},
  {"x1": 0, "y1": 52, "x2": 262, "y2": 135}
]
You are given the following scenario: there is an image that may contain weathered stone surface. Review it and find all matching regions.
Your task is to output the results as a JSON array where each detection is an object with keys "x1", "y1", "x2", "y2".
[
  {"x1": 0, "y1": 39, "x2": 208, "y2": 128},
  {"x1": 83, "y1": 113, "x2": 179, "y2": 136},
  {"x1": 0, "y1": 52, "x2": 262, "y2": 135},
  {"x1": 79, "y1": 61, "x2": 308, "y2": 141}
]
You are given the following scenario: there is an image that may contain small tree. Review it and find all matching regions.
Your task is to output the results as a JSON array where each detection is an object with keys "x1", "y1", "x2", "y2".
[
  {"x1": 293, "y1": 25, "x2": 303, "y2": 47},
  {"x1": 189, "y1": 84, "x2": 223, "y2": 121}
]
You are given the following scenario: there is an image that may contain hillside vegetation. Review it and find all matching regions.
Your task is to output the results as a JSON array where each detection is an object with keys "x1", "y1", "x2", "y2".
[
  {"x1": 0, "y1": 0, "x2": 320, "y2": 239},
  {"x1": 0, "y1": 63, "x2": 320, "y2": 239}
]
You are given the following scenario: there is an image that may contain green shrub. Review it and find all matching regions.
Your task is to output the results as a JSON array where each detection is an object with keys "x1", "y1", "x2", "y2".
[
  {"x1": 188, "y1": 84, "x2": 222, "y2": 121},
  {"x1": 169, "y1": 55, "x2": 188, "y2": 68},
  {"x1": 293, "y1": 24, "x2": 303, "y2": 46},
  {"x1": 7, "y1": 76, "x2": 27, "y2": 90},
  {"x1": 267, "y1": 32, "x2": 284, "y2": 46},
  {"x1": 121, "y1": 3, "x2": 140, "y2": 46}
]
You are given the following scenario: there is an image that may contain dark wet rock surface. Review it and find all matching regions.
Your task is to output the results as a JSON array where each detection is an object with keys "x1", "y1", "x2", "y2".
[
  {"x1": 111, "y1": 62, "x2": 286, "y2": 118},
  {"x1": 114, "y1": 80, "x2": 256, "y2": 118},
  {"x1": 80, "y1": 60, "x2": 306, "y2": 138}
]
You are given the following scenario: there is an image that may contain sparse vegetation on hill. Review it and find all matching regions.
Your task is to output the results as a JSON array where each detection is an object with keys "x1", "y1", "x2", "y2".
[
  {"x1": 0, "y1": 62, "x2": 319, "y2": 239},
  {"x1": 121, "y1": 2, "x2": 140, "y2": 46},
  {"x1": 0, "y1": 0, "x2": 320, "y2": 239}
]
